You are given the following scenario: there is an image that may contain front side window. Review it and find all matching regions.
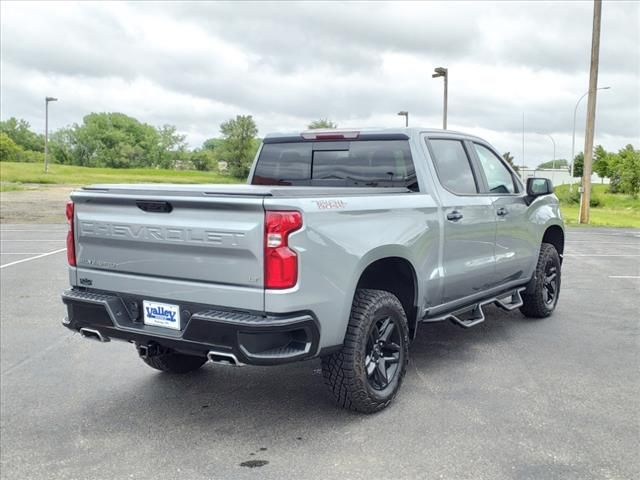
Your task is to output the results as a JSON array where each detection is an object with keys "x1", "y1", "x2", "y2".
[
  {"x1": 474, "y1": 144, "x2": 516, "y2": 194},
  {"x1": 428, "y1": 139, "x2": 478, "y2": 194}
]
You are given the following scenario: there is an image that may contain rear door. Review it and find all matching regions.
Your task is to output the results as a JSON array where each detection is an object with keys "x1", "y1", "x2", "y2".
[
  {"x1": 470, "y1": 142, "x2": 537, "y2": 285},
  {"x1": 425, "y1": 137, "x2": 497, "y2": 304}
]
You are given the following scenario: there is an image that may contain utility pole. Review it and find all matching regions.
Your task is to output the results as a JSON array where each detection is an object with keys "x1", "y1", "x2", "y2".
[{"x1": 579, "y1": 0, "x2": 602, "y2": 224}]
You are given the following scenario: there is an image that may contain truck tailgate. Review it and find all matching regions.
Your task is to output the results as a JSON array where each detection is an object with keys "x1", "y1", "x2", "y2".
[{"x1": 71, "y1": 186, "x2": 265, "y2": 306}]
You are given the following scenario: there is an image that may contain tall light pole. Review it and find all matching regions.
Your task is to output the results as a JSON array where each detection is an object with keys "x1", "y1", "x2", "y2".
[
  {"x1": 44, "y1": 96, "x2": 58, "y2": 173},
  {"x1": 397, "y1": 111, "x2": 408, "y2": 127},
  {"x1": 546, "y1": 134, "x2": 556, "y2": 169},
  {"x1": 432, "y1": 67, "x2": 448, "y2": 129},
  {"x1": 570, "y1": 86, "x2": 609, "y2": 187}
]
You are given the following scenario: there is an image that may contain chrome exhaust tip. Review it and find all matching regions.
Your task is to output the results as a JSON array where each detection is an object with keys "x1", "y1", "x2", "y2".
[
  {"x1": 79, "y1": 328, "x2": 110, "y2": 343},
  {"x1": 207, "y1": 350, "x2": 244, "y2": 366}
]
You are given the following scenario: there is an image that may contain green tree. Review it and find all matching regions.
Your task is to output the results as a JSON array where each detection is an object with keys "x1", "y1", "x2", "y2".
[
  {"x1": 154, "y1": 124, "x2": 188, "y2": 169},
  {"x1": 536, "y1": 159, "x2": 568, "y2": 169},
  {"x1": 308, "y1": 118, "x2": 337, "y2": 129},
  {"x1": 0, "y1": 132, "x2": 23, "y2": 162},
  {"x1": 617, "y1": 144, "x2": 640, "y2": 197},
  {"x1": 219, "y1": 115, "x2": 258, "y2": 178},
  {"x1": 592, "y1": 145, "x2": 611, "y2": 182},
  {"x1": 572, "y1": 152, "x2": 584, "y2": 177},
  {"x1": 202, "y1": 138, "x2": 224, "y2": 151},
  {"x1": 0, "y1": 117, "x2": 44, "y2": 152},
  {"x1": 502, "y1": 152, "x2": 520, "y2": 173},
  {"x1": 189, "y1": 149, "x2": 217, "y2": 171}
]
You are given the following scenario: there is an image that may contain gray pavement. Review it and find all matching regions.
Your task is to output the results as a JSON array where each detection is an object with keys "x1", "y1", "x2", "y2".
[{"x1": 1, "y1": 225, "x2": 639, "y2": 480}]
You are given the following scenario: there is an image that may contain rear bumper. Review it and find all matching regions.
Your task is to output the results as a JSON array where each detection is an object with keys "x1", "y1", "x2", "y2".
[{"x1": 61, "y1": 288, "x2": 320, "y2": 366}]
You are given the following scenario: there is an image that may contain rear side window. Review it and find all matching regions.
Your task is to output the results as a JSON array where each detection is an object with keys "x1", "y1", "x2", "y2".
[
  {"x1": 428, "y1": 139, "x2": 478, "y2": 194},
  {"x1": 252, "y1": 140, "x2": 418, "y2": 190}
]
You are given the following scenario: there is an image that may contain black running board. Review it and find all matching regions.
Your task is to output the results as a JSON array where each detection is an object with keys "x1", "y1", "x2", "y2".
[{"x1": 424, "y1": 288, "x2": 525, "y2": 328}]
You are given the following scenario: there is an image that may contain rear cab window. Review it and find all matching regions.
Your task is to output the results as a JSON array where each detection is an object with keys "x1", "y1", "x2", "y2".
[{"x1": 252, "y1": 138, "x2": 419, "y2": 191}]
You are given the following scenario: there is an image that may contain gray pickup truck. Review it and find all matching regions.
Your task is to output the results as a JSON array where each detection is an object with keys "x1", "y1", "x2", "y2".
[{"x1": 62, "y1": 128, "x2": 564, "y2": 413}]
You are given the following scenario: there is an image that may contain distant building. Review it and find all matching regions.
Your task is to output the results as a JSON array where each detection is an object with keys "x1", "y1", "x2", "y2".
[{"x1": 518, "y1": 168, "x2": 608, "y2": 186}]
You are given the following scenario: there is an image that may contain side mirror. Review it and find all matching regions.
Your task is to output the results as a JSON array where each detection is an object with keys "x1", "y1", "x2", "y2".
[{"x1": 525, "y1": 177, "x2": 553, "y2": 205}]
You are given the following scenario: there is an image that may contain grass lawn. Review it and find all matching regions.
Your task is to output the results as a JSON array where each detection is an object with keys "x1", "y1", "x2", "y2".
[
  {"x1": 555, "y1": 184, "x2": 640, "y2": 228},
  {"x1": 0, "y1": 161, "x2": 241, "y2": 190},
  {"x1": 1, "y1": 162, "x2": 638, "y2": 228}
]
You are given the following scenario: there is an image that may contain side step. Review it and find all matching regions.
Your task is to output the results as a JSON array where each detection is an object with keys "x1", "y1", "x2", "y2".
[{"x1": 426, "y1": 288, "x2": 525, "y2": 329}]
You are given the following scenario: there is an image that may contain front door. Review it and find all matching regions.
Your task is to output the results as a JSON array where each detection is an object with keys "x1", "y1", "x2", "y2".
[{"x1": 471, "y1": 142, "x2": 537, "y2": 285}]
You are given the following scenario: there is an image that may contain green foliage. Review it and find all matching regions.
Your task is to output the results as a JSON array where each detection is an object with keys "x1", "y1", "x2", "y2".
[
  {"x1": 202, "y1": 138, "x2": 224, "y2": 151},
  {"x1": 189, "y1": 149, "x2": 217, "y2": 171},
  {"x1": 308, "y1": 118, "x2": 338, "y2": 129},
  {"x1": 536, "y1": 159, "x2": 568, "y2": 169},
  {"x1": 572, "y1": 152, "x2": 584, "y2": 177},
  {"x1": 617, "y1": 144, "x2": 640, "y2": 198},
  {"x1": 0, "y1": 132, "x2": 22, "y2": 162},
  {"x1": 219, "y1": 115, "x2": 258, "y2": 178},
  {"x1": 592, "y1": 145, "x2": 611, "y2": 180},
  {"x1": 0, "y1": 118, "x2": 44, "y2": 152},
  {"x1": 502, "y1": 152, "x2": 519, "y2": 172},
  {"x1": 554, "y1": 184, "x2": 601, "y2": 207},
  {"x1": 554, "y1": 184, "x2": 640, "y2": 227},
  {"x1": 0, "y1": 133, "x2": 44, "y2": 163},
  {"x1": 49, "y1": 113, "x2": 188, "y2": 169}
]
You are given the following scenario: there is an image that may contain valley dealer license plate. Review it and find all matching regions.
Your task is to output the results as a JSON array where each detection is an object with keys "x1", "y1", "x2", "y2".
[{"x1": 143, "y1": 300, "x2": 181, "y2": 330}]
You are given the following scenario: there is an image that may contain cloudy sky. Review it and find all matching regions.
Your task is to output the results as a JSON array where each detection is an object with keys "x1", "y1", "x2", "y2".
[{"x1": 1, "y1": 0, "x2": 638, "y2": 167}]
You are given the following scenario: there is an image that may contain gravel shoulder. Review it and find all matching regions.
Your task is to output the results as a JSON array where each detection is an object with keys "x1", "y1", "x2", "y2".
[{"x1": 0, "y1": 185, "x2": 75, "y2": 224}]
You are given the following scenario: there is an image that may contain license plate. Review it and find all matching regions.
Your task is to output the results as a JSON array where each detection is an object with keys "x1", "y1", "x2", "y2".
[{"x1": 143, "y1": 300, "x2": 181, "y2": 330}]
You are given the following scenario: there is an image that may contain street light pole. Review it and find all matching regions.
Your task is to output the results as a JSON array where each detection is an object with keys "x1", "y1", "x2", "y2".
[
  {"x1": 397, "y1": 111, "x2": 408, "y2": 127},
  {"x1": 432, "y1": 67, "x2": 448, "y2": 129},
  {"x1": 546, "y1": 134, "x2": 556, "y2": 169},
  {"x1": 570, "y1": 86, "x2": 609, "y2": 189},
  {"x1": 44, "y1": 96, "x2": 58, "y2": 173}
]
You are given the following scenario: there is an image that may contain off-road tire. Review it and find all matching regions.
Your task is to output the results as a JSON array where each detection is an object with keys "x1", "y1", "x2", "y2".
[
  {"x1": 520, "y1": 243, "x2": 561, "y2": 318},
  {"x1": 141, "y1": 351, "x2": 207, "y2": 374},
  {"x1": 321, "y1": 289, "x2": 410, "y2": 413}
]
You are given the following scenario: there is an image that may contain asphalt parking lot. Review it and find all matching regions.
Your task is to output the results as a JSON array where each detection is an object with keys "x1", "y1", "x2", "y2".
[{"x1": 1, "y1": 225, "x2": 638, "y2": 480}]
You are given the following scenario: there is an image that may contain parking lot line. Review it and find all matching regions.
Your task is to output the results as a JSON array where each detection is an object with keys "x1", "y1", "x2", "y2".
[
  {"x1": 564, "y1": 254, "x2": 640, "y2": 257},
  {"x1": 0, "y1": 248, "x2": 67, "y2": 269},
  {"x1": 1, "y1": 253, "x2": 60, "y2": 255},
  {"x1": 608, "y1": 275, "x2": 640, "y2": 279}
]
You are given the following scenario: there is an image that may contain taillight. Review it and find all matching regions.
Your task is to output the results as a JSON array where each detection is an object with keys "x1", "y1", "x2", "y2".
[
  {"x1": 66, "y1": 201, "x2": 76, "y2": 266},
  {"x1": 264, "y1": 210, "x2": 302, "y2": 289}
]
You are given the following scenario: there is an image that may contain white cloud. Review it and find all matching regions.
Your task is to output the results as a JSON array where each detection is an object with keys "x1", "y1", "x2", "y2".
[{"x1": 1, "y1": 0, "x2": 638, "y2": 167}]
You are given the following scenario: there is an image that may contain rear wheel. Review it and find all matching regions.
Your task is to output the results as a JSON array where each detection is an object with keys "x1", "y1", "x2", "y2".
[
  {"x1": 140, "y1": 349, "x2": 207, "y2": 374},
  {"x1": 520, "y1": 243, "x2": 561, "y2": 318},
  {"x1": 321, "y1": 289, "x2": 409, "y2": 413}
]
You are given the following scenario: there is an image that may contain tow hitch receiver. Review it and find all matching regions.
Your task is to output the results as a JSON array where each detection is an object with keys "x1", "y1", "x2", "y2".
[{"x1": 136, "y1": 343, "x2": 164, "y2": 359}]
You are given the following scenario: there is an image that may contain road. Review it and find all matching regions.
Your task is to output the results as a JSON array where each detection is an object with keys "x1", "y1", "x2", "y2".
[{"x1": 1, "y1": 225, "x2": 639, "y2": 480}]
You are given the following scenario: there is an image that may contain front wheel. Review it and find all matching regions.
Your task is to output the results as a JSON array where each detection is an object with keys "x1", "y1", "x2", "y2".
[
  {"x1": 520, "y1": 243, "x2": 561, "y2": 318},
  {"x1": 321, "y1": 289, "x2": 409, "y2": 413}
]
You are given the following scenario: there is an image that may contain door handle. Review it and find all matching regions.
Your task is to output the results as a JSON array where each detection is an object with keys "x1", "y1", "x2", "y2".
[
  {"x1": 496, "y1": 207, "x2": 509, "y2": 216},
  {"x1": 446, "y1": 211, "x2": 464, "y2": 221}
]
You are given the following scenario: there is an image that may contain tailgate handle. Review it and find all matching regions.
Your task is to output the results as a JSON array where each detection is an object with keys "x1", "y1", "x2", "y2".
[{"x1": 136, "y1": 200, "x2": 173, "y2": 213}]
